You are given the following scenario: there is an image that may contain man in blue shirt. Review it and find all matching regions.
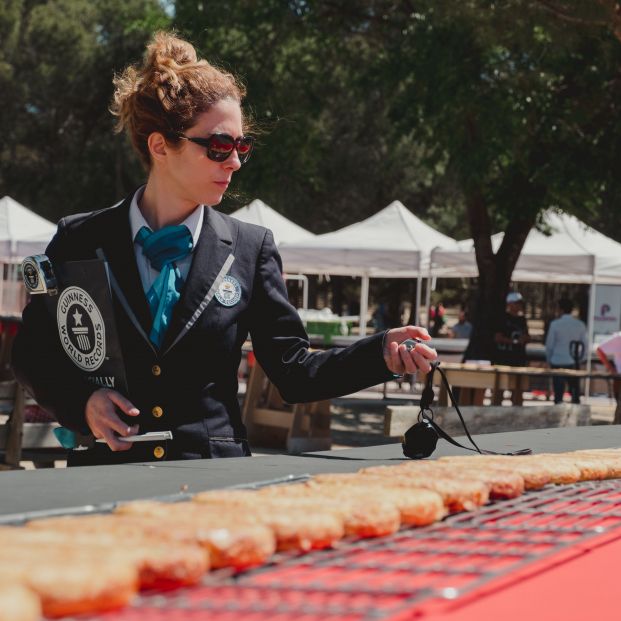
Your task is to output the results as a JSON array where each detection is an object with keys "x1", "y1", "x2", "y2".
[{"x1": 545, "y1": 298, "x2": 587, "y2": 404}]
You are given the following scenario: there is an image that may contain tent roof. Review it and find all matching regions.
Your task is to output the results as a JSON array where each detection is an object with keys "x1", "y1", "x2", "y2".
[
  {"x1": 431, "y1": 210, "x2": 621, "y2": 284},
  {"x1": 0, "y1": 196, "x2": 56, "y2": 260},
  {"x1": 279, "y1": 200, "x2": 459, "y2": 277},
  {"x1": 229, "y1": 199, "x2": 314, "y2": 246}
]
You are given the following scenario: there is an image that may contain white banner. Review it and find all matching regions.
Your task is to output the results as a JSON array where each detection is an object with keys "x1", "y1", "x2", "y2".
[{"x1": 593, "y1": 285, "x2": 621, "y2": 336}]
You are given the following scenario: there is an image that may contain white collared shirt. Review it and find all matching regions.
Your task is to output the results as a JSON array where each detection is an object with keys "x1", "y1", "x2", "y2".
[{"x1": 129, "y1": 186, "x2": 204, "y2": 294}]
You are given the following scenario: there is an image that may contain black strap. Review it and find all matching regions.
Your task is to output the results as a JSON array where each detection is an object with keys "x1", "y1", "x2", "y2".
[{"x1": 419, "y1": 361, "x2": 531, "y2": 456}]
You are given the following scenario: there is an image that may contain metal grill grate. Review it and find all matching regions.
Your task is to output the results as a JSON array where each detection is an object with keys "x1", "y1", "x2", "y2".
[{"x1": 80, "y1": 479, "x2": 621, "y2": 621}]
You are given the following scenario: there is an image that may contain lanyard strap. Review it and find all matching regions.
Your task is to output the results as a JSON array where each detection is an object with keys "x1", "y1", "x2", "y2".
[{"x1": 415, "y1": 361, "x2": 532, "y2": 457}]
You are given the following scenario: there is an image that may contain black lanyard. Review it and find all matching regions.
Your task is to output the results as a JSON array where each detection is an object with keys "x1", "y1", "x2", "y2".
[{"x1": 402, "y1": 361, "x2": 532, "y2": 459}]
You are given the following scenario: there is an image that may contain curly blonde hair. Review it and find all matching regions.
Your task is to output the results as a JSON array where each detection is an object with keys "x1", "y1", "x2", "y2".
[{"x1": 110, "y1": 31, "x2": 246, "y2": 169}]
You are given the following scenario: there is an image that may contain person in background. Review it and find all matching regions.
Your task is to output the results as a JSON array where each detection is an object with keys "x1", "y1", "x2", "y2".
[
  {"x1": 494, "y1": 292, "x2": 530, "y2": 367},
  {"x1": 430, "y1": 302, "x2": 445, "y2": 337},
  {"x1": 371, "y1": 302, "x2": 389, "y2": 331},
  {"x1": 449, "y1": 309, "x2": 473, "y2": 340},
  {"x1": 545, "y1": 298, "x2": 587, "y2": 404}
]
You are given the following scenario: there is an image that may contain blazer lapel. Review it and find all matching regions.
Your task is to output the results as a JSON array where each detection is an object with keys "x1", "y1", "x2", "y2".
[
  {"x1": 99, "y1": 196, "x2": 153, "y2": 338},
  {"x1": 162, "y1": 206, "x2": 234, "y2": 353}
]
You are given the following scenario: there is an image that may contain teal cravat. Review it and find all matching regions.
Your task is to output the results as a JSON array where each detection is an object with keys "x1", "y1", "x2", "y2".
[{"x1": 135, "y1": 225, "x2": 193, "y2": 348}]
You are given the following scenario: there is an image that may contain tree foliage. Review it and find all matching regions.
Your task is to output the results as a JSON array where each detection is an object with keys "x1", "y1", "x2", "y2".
[
  {"x1": 0, "y1": 0, "x2": 170, "y2": 220},
  {"x1": 1, "y1": 1, "x2": 620, "y2": 353}
]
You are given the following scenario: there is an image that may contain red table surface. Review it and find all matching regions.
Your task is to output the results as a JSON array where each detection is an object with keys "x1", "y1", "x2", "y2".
[{"x1": 417, "y1": 528, "x2": 621, "y2": 621}]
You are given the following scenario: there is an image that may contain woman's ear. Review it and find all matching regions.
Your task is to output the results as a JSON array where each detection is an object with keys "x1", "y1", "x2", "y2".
[{"x1": 147, "y1": 132, "x2": 169, "y2": 164}]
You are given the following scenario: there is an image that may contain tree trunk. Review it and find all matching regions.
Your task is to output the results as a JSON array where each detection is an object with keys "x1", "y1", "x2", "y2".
[{"x1": 463, "y1": 188, "x2": 536, "y2": 362}]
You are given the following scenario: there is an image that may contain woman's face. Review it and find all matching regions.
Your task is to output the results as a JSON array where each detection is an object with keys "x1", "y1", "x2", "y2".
[{"x1": 166, "y1": 98, "x2": 244, "y2": 207}]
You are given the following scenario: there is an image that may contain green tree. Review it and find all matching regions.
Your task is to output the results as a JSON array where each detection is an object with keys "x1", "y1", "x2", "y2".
[
  {"x1": 175, "y1": 1, "x2": 621, "y2": 356},
  {"x1": 0, "y1": 0, "x2": 170, "y2": 221}
]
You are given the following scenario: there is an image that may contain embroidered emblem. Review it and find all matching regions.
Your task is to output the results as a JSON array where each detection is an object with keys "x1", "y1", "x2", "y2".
[
  {"x1": 56, "y1": 286, "x2": 106, "y2": 371},
  {"x1": 215, "y1": 275, "x2": 242, "y2": 307}
]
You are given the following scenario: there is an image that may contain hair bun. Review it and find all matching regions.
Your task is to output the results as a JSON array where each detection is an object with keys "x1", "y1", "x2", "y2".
[
  {"x1": 145, "y1": 32, "x2": 199, "y2": 110},
  {"x1": 148, "y1": 32, "x2": 198, "y2": 69}
]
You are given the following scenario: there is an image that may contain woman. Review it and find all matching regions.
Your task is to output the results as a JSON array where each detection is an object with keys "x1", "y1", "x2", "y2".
[{"x1": 12, "y1": 32, "x2": 436, "y2": 466}]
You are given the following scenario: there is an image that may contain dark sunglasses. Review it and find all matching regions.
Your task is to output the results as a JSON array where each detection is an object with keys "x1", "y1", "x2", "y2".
[{"x1": 178, "y1": 132, "x2": 254, "y2": 163}]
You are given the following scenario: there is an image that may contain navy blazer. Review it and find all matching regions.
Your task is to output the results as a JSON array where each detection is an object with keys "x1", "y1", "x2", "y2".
[{"x1": 12, "y1": 192, "x2": 393, "y2": 465}]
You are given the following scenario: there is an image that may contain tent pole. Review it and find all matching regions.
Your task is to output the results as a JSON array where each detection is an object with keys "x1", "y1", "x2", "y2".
[
  {"x1": 424, "y1": 276, "x2": 432, "y2": 330},
  {"x1": 585, "y1": 272, "x2": 597, "y2": 401},
  {"x1": 414, "y1": 276, "x2": 422, "y2": 326},
  {"x1": 0, "y1": 263, "x2": 4, "y2": 314},
  {"x1": 301, "y1": 275, "x2": 308, "y2": 310},
  {"x1": 359, "y1": 275, "x2": 369, "y2": 336}
]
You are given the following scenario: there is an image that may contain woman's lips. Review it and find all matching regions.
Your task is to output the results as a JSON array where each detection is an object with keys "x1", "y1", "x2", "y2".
[{"x1": 214, "y1": 181, "x2": 229, "y2": 188}]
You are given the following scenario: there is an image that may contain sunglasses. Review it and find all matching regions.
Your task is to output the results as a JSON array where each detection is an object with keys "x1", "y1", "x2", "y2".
[{"x1": 178, "y1": 132, "x2": 254, "y2": 163}]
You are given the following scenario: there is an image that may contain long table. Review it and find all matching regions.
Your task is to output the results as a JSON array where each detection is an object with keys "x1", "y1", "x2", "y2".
[
  {"x1": 435, "y1": 362, "x2": 621, "y2": 410},
  {"x1": 3, "y1": 426, "x2": 621, "y2": 621},
  {"x1": 2, "y1": 425, "x2": 621, "y2": 519}
]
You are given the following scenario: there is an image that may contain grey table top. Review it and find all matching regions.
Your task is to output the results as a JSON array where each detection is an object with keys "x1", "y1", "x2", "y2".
[{"x1": 2, "y1": 425, "x2": 621, "y2": 522}]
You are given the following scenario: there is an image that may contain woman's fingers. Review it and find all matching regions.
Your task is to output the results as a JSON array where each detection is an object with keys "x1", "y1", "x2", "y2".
[
  {"x1": 101, "y1": 427, "x2": 134, "y2": 452},
  {"x1": 389, "y1": 341, "x2": 404, "y2": 375},
  {"x1": 399, "y1": 344, "x2": 419, "y2": 374},
  {"x1": 106, "y1": 412, "x2": 138, "y2": 439},
  {"x1": 107, "y1": 390, "x2": 140, "y2": 416},
  {"x1": 85, "y1": 389, "x2": 139, "y2": 451},
  {"x1": 404, "y1": 325, "x2": 431, "y2": 341},
  {"x1": 411, "y1": 348, "x2": 432, "y2": 374}
]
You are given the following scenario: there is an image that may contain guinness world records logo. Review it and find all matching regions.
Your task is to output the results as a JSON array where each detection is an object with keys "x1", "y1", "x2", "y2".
[{"x1": 57, "y1": 286, "x2": 106, "y2": 371}]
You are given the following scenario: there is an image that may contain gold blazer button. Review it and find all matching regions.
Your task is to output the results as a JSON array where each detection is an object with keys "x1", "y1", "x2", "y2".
[
  {"x1": 153, "y1": 446, "x2": 165, "y2": 459},
  {"x1": 151, "y1": 365, "x2": 162, "y2": 376},
  {"x1": 152, "y1": 406, "x2": 163, "y2": 418}
]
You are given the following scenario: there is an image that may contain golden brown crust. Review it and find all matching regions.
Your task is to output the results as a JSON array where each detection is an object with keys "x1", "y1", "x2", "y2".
[
  {"x1": 0, "y1": 555, "x2": 137, "y2": 618},
  {"x1": 350, "y1": 468, "x2": 490, "y2": 513},
  {"x1": 115, "y1": 501, "x2": 279, "y2": 565},
  {"x1": 300, "y1": 478, "x2": 448, "y2": 526},
  {"x1": 35, "y1": 510, "x2": 274, "y2": 571},
  {"x1": 257, "y1": 484, "x2": 402, "y2": 537},
  {"x1": 572, "y1": 450, "x2": 621, "y2": 477},
  {"x1": 438, "y1": 456, "x2": 552, "y2": 489},
  {"x1": 531, "y1": 453, "x2": 608, "y2": 481},
  {"x1": 14, "y1": 522, "x2": 208, "y2": 589},
  {"x1": 0, "y1": 583, "x2": 41, "y2": 621},
  {"x1": 393, "y1": 461, "x2": 525, "y2": 499},
  {"x1": 191, "y1": 493, "x2": 345, "y2": 551}
]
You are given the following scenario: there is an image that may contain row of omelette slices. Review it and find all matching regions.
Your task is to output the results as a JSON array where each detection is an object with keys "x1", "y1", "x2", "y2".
[{"x1": 3, "y1": 447, "x2": 621, "y2": 621}]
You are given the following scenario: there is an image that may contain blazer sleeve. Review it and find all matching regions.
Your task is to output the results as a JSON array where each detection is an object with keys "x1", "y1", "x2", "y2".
[
  {"x1": 248, "y1": 229, "x2": 394, "y2": 403},
  {"x1": 11, "y1": 219, "x2": 99, "y2": 433}
]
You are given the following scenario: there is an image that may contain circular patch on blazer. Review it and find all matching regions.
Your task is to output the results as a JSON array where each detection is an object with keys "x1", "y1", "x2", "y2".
[
  {"x1": 215, "y1": 275, "x2": 242, "y2": 307},
  {"x1": 56, "y1": 286, "x2": 106, "y2": 371}
]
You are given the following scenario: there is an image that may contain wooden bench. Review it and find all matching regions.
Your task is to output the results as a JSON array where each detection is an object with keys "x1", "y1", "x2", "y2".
[{"x1": 242, "y1": 363, "x2": 332, "y2": 454}]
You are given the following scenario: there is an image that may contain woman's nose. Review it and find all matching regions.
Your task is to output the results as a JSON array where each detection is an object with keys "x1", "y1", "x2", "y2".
[{"x1": 225, "y1": 149, "x2": 242, "y2": 171}]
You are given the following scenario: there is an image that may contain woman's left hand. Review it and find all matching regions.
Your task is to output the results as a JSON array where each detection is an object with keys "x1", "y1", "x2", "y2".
[{"x1": 383, "y1": 326, "x2": 437, "y2": 375}]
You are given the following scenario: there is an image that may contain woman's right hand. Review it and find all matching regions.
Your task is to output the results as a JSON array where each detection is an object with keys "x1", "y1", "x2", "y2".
[{"x1": 85, "y1": 389, "x2": 140, "y2": 451}]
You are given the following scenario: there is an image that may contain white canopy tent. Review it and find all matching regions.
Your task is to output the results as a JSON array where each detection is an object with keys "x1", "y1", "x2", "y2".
[
  {"x1": 428, "y1": 210, "x2": 621, "y2": 284},
  {"x1": 429, "y1": 210, "x2": 621, "y2": 392},
  {"x1": 230, "y1": 199, "x2": 316, "y2": 308},
  {"x1": 230, "y1": 199, "x2": 315, "y2": 245},
  {"x1": 0, "y1": 196, "x2": 56, "y2": 316},
  {"x1": 0, "y1": 196, "x2": 56, "y2": 261},
  {"x1": 280, "y1": 200, "x2": 460, "y2": 333}
]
